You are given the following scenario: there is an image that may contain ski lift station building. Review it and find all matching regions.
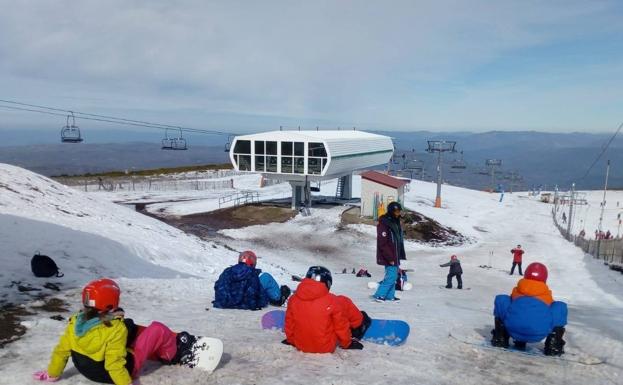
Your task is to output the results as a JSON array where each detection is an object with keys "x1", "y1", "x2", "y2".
[{"x1": 229, "y1": 130, "x2": 394, "y2": 208}]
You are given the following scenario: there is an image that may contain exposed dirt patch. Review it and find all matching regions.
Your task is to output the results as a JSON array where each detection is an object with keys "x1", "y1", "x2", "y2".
[
  {"x1": 341, "y1": 206, "x2": 469, "y2": 246},
  {"x1": 0, "y1": 304, "x2": 34, "y2": 348},
  {"x1": 150, "y1": 203, "x2": 297, "y2": 240},
  {"x1": 341, "y1": 206, "x2": 376, "y2": 227},
  {"x1": 31, "y1": 297, "x2": 70, "y2": 313}
]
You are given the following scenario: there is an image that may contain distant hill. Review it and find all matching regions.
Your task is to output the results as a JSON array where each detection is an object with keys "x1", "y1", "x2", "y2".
[
  {"x1": 0, "y1": 143, "x2": 230, "y2": 176},
  {"x1": 377, "y1": 131, "x2": 623, "y2": 191}
]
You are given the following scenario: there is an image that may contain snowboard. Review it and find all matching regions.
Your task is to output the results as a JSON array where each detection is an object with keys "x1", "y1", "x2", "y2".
[
  {"x1": 261, "y1": 309, "x2": 410, "y2": 346},
  {"x1": 182, "y1": 337, "x2": 224, "y2": 373},
  {"x1": 367, "y1": 281, "x2": 413, "y2": 291},
  {"x1": 449, "y1": 329, "x2": 603, "y2": 365},
  {"x1": 438, "y1": 285, "x2": 471, "y2": 290}
]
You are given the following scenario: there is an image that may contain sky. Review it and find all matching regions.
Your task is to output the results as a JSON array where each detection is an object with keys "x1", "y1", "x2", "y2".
[{"x1": 1, "y1": 0, "x2": 623, "y2": 136}]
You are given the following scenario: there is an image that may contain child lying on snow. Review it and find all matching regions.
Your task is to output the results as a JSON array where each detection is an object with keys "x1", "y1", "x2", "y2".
[
  {"x1": 491, "y1": 262, "x2": 567, "y2": 355},
  {"x1": 34, "y1": 278, "x2": 203, "y2": 385},
  {"x1": 212, "y1": 250, "x2": 292, "y2": 310},
  {"x1": 283, "y1": 266, "x2": 372, "y2": 353}
]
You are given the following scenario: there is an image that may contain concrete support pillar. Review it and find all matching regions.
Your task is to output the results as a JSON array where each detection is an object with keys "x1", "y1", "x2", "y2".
[{"x1": 340, "y1": 174, "x2": 353, "y2": 199}]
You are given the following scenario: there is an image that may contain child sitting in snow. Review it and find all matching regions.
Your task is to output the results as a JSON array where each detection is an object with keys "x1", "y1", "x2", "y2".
[
  {"x1": 491, "y1": 262, "x2": 567, "y2": 355},
  {"x1": 212, "y1": 250, "x2": 291, "y2": 310},
  {"x1": 440, "y1": 255, "x2": 463, "y2": 289},
  {"x1": 283, "y1": 266, "x2": 371, "y2": 353},
  {"x1": 34, "y1": 278, "x2": 203, "y2": 385}
]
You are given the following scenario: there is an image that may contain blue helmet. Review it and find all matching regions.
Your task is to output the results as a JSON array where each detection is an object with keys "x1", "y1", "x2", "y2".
[{"x1": 305, "y1": 266, "x2": 332, "y2": 289}]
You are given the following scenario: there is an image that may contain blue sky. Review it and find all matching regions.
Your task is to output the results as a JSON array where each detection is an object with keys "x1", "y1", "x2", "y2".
[{"x1": 1, "y1": 0, "x2": 622, "y2": 136}]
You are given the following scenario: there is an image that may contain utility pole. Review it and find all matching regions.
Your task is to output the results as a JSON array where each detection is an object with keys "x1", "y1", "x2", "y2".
[
  {"x1": 426, "y1": 140, "x2": 456, "y2": 208},
  {"x1": 567, "y1": 183, "x2": 575, "y2": 238},
  {"x1": 485, "y1": 159, "x2": 502, "y2": 192},
  {"x1": 597, "y1": 160, "x2": 611, "y2": 234}
]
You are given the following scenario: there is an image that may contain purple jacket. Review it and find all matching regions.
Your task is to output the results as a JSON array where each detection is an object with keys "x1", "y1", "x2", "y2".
[{"x1": 376, "y1": 215, "x2": 406, "y2": 266}]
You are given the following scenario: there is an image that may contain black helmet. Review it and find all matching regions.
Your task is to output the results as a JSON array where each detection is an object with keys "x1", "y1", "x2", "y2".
[
  {"x1": 305, "y1": 266, "x2": 332, "y2": 290},
  {"x1": 387, "y1": 201, "x2": 402, "y2": 214}
]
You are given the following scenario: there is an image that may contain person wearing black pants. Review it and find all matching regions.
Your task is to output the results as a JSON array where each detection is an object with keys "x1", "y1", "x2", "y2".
[
  {"x1": 440, "y1": 255, "x2": 463, "y2": 289},
  {"x1": 510, "y1": 261, "x2": 523, "y2": 276}
]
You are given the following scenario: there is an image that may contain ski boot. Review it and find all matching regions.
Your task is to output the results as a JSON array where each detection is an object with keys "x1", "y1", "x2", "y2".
[
  {"x1": 272, "y1": 285, "x2": 292, "y2": 306},
  {"x1": 352, "y1": 311, "x2": 372, "y2": 340},
  {"x1": 490, "y1": 318, "x2": 510, "y2": 348},
  {"x1": 171, "y1": 331, "x2": 198, "y2": 367},
  {"x1": 544, "y1": 327, "x2": 565, "y2": 356}
]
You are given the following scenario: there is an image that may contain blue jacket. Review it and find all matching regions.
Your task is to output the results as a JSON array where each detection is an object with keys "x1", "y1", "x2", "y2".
[
  {"x1": 213, "y1": 263, "x2": 269, "y2": 310},
  {"x1": 494, "y1": 294, "x2": 567, "y2": 342}
]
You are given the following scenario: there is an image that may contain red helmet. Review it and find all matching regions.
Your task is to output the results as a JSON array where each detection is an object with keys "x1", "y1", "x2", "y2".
[
  {"x1": 82, "y1": 278, "x2": 120, "y2": 311},
  {"x1": 238, "y1": 250, "x2": 257, "y2": 267},
  {"x1": 524, "y1": 262, "x2": 548, "y2": 282}
]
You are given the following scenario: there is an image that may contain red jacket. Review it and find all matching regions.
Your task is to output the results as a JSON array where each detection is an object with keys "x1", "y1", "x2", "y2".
[
  {"x1": 285, "y1": 279, "x2": 352, "y2": 353},
  {"x1": 334, "y1": 295, "x2": 363, "y2": 330},
  {"x1": 511, "y1": 248, "x2": 524, "y2": 263}
]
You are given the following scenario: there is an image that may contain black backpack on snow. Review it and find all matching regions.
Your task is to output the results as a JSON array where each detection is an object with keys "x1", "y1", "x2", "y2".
[{"x1": 31, "y1": 252, "x2": 64, "y2": 278}]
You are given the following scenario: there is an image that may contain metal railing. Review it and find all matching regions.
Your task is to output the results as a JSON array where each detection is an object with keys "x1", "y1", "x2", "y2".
[
  {"x1": 218, "y1": 190, "x2": 260, "y2": 208},
  {"x1": 552, "y1": 210, "x2": 623, "y2": 271},
  {"x1": 55, "y1": 171, "x2": 241, "y2": 192}
]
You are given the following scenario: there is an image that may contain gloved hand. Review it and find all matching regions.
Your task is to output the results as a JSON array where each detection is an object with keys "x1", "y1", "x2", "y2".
[
  {"x1": 347, "y1": 339, "x2": 364, "y2": 350},
  {"x1": 32, "y1": 371, "x2": 59, "y2": 382},
  {"x1": 281, "y1": 338, "x2": 293, "y2": 346}
]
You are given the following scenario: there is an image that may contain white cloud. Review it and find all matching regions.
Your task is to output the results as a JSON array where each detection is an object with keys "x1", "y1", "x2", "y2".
[{"x1": 0, "y1": 0, "x2": 622, "y2": 131}]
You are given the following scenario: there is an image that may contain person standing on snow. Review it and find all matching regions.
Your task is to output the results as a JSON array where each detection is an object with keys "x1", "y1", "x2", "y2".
[
  {"x1": 213, "y1": 250, "x2": 291, "y2": 310},
  {"x1": 510, "y1": 245, "x2": 524, "y2": 275},
  {"x1": 373, "y1": 201, "x2": 406, "y2": 302},
  {"x1": 34, "y1": 278, "x2": 206, "y2": 384},
  {"x1": 283, "y1": 266, "x2": 371, "y2": 353},
  {"x1": 440, "y1": 255, "x2": 463, "y2": 289},
  {"x1": 491, "y1": 262, "x2": 567, "y2": 355}
]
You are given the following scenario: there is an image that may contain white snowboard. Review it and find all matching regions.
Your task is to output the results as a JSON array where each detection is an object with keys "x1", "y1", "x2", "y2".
[
  {"x1": 368, "y1": 281, "x2": 412, "y2": 291},
  {"x1": 186, "y1": 337, "x2": 224, "y2": 373}
]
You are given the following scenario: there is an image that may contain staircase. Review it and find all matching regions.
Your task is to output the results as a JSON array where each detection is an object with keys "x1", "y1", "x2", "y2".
[{"x1": 336, "y1": 176, "x2": 346, "y2": 198}]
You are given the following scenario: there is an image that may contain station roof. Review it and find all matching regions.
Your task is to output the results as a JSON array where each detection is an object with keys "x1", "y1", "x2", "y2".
[
  {"x1": 361, "y1": 170, "x2": 409, "y2": 189},
  {"x1": 234, "y1": 130, "x2": 388, "y2": 141}
]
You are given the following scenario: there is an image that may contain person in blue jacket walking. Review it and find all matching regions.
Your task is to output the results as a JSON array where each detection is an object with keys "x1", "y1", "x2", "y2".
[
  {"x1": 373, "y1": 201, "x2": 406, "y2": 302},
  {"x1": 213, "y1": 250, "x2": 291, "y2": 310}
]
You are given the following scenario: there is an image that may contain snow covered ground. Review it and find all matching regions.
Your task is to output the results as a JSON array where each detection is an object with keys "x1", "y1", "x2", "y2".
[{"x1": 1, "y1": 163, "x2": 622, "y2": 385}]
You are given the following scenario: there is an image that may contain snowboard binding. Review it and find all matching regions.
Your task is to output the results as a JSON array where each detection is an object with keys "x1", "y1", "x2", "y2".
[
  {"x1": 490, "y1": 318, "x2": 510, "y2": 348},
  {"x1": 172, "y1": 331, "x2": 199, "y2": 367},
  {"x1": 544, "y1": 327, "x2": 566, "y2": 356}
]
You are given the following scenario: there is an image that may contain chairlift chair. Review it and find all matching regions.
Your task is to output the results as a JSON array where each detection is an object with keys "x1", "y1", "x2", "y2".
[
  {"x1": 161, "y1": 128, "x2": 174, "y2": 150},
  {"x1": 60, "y1": 113, "x2": 83, "y2": 143},
  {"x1": 162, "y1": 128, "x2": 188, "y2": 150}
]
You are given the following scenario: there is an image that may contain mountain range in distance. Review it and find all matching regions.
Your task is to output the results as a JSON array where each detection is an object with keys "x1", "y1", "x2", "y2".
[{"x1": 0, "y1": 129, "x2": 620, "y2": 190}]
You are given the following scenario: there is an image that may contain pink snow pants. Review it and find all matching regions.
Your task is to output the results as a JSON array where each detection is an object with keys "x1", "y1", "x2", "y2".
[{"x1": 130, "y1": 321, "x2": 177, "y2": 377}]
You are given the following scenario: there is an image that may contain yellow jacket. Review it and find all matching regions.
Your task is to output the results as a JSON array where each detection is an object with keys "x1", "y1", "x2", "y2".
[{"x1": 47, "y1": 313, "x2": 132, "y2": 385}]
